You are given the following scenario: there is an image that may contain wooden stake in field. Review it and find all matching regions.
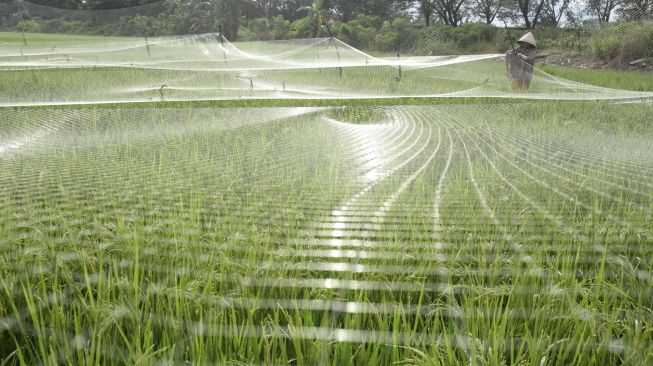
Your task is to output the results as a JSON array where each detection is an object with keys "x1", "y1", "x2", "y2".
[
  {"x1": 396, "y1": 53, "x2": 402, "y2": 81},
  {"x1": 145, "y1": 36, "x2": 151, "y2": 57},
  {"x1": 160, "y1": 85, "x2": 167, "y2": 101},
  {"x1": 219, "y1": 25, "x2": 228, "y2": 65}
]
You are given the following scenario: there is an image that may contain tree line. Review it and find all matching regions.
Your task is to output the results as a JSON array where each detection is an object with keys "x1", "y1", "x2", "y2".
[
  {"x1": 2, "y1": 0, "x2": 652, "y2": 66},
  {"x1": 5, "y1": 0, "x2": 652, "y2": 28},
  {"x1": 2, "y1": 0, "x2": 652, "y2": 54}
]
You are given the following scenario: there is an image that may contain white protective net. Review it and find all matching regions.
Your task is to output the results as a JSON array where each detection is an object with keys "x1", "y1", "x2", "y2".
[
  {"x1": 1, "y1": 2, "x2": 652, "y2": 365},
  {"x1": 1, "y1": 32, "x2": 653, "y2": 106},
  {"x1": 1, "y1": 103, "x2": 652, "y2": 364}
]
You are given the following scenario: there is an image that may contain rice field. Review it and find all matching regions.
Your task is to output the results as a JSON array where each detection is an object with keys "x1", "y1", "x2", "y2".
[
  {"x1": 0, "y1": 33, "x2": 652, "y2": 365},
  {"x1": 2, "y1": 32, "x2": 652, "y2": 106}
]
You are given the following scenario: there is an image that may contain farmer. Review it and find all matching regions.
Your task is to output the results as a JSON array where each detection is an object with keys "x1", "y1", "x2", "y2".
[{"x1": 505, "y1": 32, "x2": 537, "y2": 90}]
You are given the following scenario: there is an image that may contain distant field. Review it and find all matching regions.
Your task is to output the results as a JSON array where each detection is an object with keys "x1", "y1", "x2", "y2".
[
  {"x1": 0, "y1": 31, "x2": 134, "y2": 46},
  {"x1": 1, "y1": 32, "x2": 651, "y2": 107},
  {"x1": 3, "y1": 32, "x2": 653, "y2": 95},
  {"x1": 541, "y1": 64, "x2": 653, "y2": 92}
]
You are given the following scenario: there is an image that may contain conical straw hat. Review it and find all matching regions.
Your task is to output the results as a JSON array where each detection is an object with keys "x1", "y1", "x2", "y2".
[{"x1": 517, "y1": 32, "x2": 537, "y2": 47}]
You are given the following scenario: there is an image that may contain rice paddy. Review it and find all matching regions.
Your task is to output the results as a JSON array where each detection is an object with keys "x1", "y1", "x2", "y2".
[{"x1": 0, "y1": 32, "x2": 652, "y2": 365}]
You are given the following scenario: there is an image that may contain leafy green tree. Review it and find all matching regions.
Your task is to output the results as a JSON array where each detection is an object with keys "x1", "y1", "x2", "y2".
[
  {"x1": 412, "y1": 0, "x2": 435, "y2": 26},
  {"x1": 374, "y1": 17, "x2": 417, "y2": 50},
  {"x1": 359, "y1": 0, "x2": 406, "y2": 18},
  {"x1": 511, "y1": 0, "x2": 547, "y2": 28},
  {"x1": 327, "y1": 0, "x2": 408, "y2": 22},
  {"x1": 277, "y1": 0, "x2": 306, "y2": 21},
  {"x1": 431, "y1": 0, "x2": 468, "y2": 26},
  {"x1": 167, "y1": 0, "x2": 241, "y2": 38},
  {"x1": 470, "y1": 0, "x2": 510, "y2": 24},
  {"x1": 27, "y1": 0, "x2": 82, "y2": 9},
  {"x1": 330, "y1": 15, "x2": 378, "y2": 47},
  {"x1": 85, "y1": 0, "x2": 162, "y2": 10},
  {"x1": 540, "y1": 0, "x2": 572, "y2": 25},
  {"x1": 252, "y1": 0, "x2": 278, "y2": 20},
  {"x1": 585, "y1": 0, "x2": 622, "y2": 23},
  {"x1": 618, "y1": 0, "x2": 652, "y2": 20}
]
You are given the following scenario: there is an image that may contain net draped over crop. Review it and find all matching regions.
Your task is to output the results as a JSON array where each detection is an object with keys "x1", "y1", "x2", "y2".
[
  {"x1": 0, "y1": 27, "x2": 652, "y2": 366},
  {"x1": 1, "y1": 33, "x2": 653, "y2": 106}
]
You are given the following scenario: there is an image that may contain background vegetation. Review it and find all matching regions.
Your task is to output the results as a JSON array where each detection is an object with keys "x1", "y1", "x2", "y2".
[{"x1": 1, "y1": 0, "x2": 653, "y2": 65}]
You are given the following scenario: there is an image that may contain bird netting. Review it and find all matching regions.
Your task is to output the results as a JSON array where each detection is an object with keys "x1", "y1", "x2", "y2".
[
  {"x1": 1, "y1": 33, "x2": 652, "y2": 106},
  {"x1": 1, "y1": 103, "x2": 652, "y2": 364},
  {"x1": 1, "y1": 3, "x2": 653, "y2": 364}
]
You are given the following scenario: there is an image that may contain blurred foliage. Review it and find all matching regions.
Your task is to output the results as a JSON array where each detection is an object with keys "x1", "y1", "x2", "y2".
[
  {"x1": 590, "y1": 21, "x2": 653, "y2": 63},
  {"x1": 2, "y1": 0, "x2": 653, "y2": 65}
]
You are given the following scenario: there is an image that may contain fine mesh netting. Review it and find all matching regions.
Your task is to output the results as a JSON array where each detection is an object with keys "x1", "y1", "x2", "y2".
[
  {"x1": 0, "y1": 0, "x2": 167, "y2": 24},
  {"x1": 1, "y1": 103, "x2": 652, "y2": 364},
  {"x1": 1, "y1": 33, "x2": 653, "y2": 106},
  {"x1": 1, "y1": 3, "x2": 653, "y2": 364}
]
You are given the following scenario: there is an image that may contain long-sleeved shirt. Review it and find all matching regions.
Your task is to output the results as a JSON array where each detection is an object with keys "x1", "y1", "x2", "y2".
[{"x1": 505, "y1": 46, "x2": 536, "y2": 81}]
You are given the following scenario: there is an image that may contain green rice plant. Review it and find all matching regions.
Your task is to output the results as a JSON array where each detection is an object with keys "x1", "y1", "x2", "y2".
[
  {"x1": 0, "y1": 32, "x2": 652, "y2": 366},
  {"x1": 0, "y1": 102, "x2": 651, "y2": 365}
]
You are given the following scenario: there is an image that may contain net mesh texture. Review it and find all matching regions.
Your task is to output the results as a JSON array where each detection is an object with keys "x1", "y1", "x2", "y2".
[{"x1": 1, "y1": 3, "x2": 652, "y2": 365}]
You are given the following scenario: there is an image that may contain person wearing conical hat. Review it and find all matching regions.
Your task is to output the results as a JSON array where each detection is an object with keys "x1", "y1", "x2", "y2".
[{"x1": 505, "y1": 32, "x2": 537, "y2": 90}]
